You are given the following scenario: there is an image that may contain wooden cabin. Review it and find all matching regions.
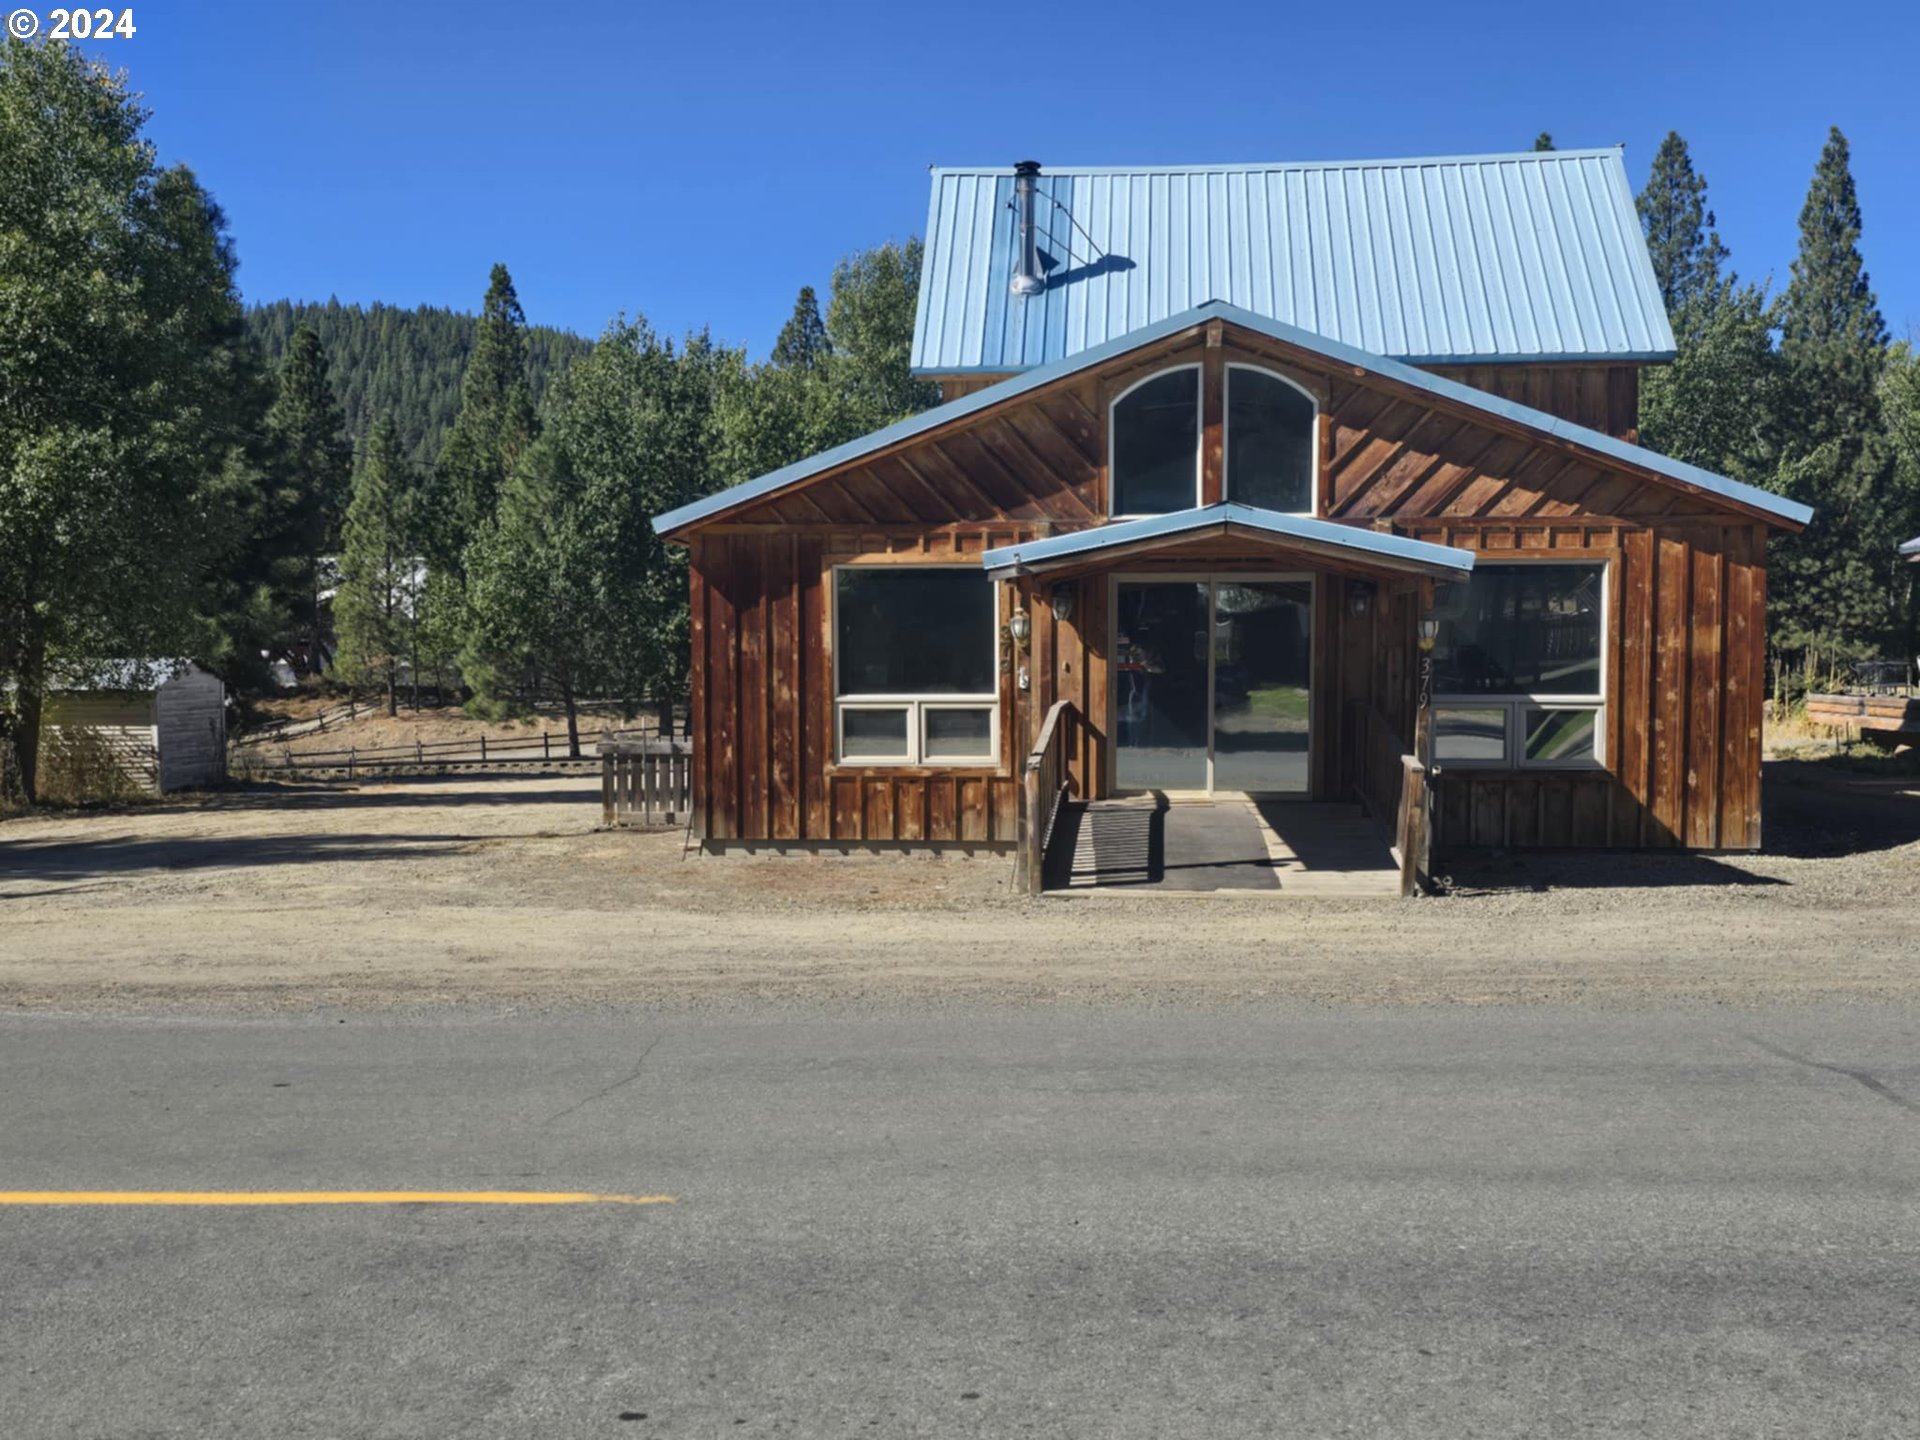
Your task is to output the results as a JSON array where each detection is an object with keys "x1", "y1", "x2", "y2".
[
  {"x1": 653, "y1": 151, "x2": 1810, "y2": 888},
  {"x1": 39, "y1": 660, "x2": 228, "y2": 799}
]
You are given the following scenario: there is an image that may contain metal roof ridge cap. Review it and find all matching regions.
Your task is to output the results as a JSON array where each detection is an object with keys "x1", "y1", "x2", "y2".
[{"x1": 926, "y1": 149, "x2": 1629, "y2": 178}]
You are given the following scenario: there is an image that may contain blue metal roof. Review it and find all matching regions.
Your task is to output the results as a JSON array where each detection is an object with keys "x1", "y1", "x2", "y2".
[
  {"x1": 980, "y1": 504, "x2": 1476, "y2": 580},
  {"x1": 912, "y1": 149, "x2": 1676, "y2": 373},
  {"x1": 653, "y1": 301, "x2": 1809, "y2": 536},
  {"x1": 1902, "y1": 535, "x2": 1920, "y2": 560}
]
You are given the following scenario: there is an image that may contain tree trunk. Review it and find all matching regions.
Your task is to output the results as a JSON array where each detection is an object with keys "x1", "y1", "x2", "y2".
[
  {"x1": 564, "y1": 683, "x2": 580, "y2": 759},
  {"x1": 656, "y1": 696, "x2": 674, "y2": 739},
  {"x1": 12, "y1": 618, "x2": 48, "y2": 804},
  {"x1": 386, "y1": 665, "x2": 397, "y2": 717}
]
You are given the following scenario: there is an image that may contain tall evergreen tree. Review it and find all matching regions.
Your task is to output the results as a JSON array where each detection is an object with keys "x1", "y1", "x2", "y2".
[
  {"x1": 431, "y1": 264, "x2": 537, "y2": 570},
  {"x1": 1635, "y1": 134, "x2": 1780, "y2": 487},
  {"x1": 265, "y1": 323, "x2": 350, "y2": 672},
  {"x1": 1637, "y1": 131, "x2": 1732, "y2": 315},
  {"x1": 771, "y1": 285, "x2": 829, "y2": 369},
  {"x1": 1770, "y1": 127, "x2": 1898, "y2": 664},
  {"x1": 0, "y1": 38, "x2": 268, "y2": 799},
  {"x1": 334, "y1": 418, "x2": 417, "y2": 715},
  {"x1": 1532, "y1": 133, "x2": 1555, "y2": 152}
]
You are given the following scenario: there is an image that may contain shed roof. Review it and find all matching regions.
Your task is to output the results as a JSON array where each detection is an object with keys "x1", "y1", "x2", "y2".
[
  {"x1": 1902, "y1": 535, "x2": 1920, "y2": 561},
  {"x1": 980, "y1": 504, "x2": 1476, "y2": 582},
  {"x1": 654, "y1": 301, "x2": 1811, "y2": 536},
  {"x1": 912, "y1": 149, "x2": 1675, "y2": 373}
]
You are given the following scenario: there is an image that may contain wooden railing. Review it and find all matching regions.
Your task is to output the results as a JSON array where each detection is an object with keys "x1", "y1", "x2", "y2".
[
  {"x1": 599, "y1": 738, "x2": 694, "y2": 828},
  {"x1": 1351, "y1": 700, "x2": 1429, "y2": 897},
  {"x1": 1018, "y1": 700, "x2": 1079, "y2": 896}
]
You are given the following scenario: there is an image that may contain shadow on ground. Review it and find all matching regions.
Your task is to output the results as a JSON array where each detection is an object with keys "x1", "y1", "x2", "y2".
[
  {"x1": 0, "y1": 832, "x2": 477, "y2": 886},
  {"x1": 1441, "y1": 757, "x2": 1919, "y2": 894}
]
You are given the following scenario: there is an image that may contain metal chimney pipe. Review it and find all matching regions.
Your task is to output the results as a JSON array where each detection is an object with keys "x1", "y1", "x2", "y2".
[{"x1": 1011, "y1": 160, "x2": 1045, "y2": 297}]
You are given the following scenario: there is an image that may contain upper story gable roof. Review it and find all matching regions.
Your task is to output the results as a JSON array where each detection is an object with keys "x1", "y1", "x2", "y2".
[
  {"x1": 656, "y1": 301, "x2": 1808, "y2": 538},
  {"x1": 912, "y1": 149, "x2": 1676, "y2": 374}
]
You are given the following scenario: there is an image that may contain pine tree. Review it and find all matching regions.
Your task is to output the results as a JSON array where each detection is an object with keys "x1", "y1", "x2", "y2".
[
  {"x1": 1532, "y1": 133, "x2": 1555, "y2": 152},
  {"x1": 771, "y1": 286, "x2": 829, "y2": 369},
  {"x1": 1636, "y1": 132, "x2": 1732, "y2": 315},
  {"x1": 334, "y1": 418, "x2": 417, "y2": 715},
  {"x1": 1781, "y1": 128, "x2": 1888, "y2": 447},
  {"x1": 1770, "y1": 127, "x2": 1898, "y2": 666},
  {"x1": 429, "y1": 264, "x2": 538, "y2": 572},
  {"x1": 265, "y1": 324, "x2": 349, "y2": 673},
  {"x1": 1635, "y1": 134, "x2": 1780, "y2": 487}
]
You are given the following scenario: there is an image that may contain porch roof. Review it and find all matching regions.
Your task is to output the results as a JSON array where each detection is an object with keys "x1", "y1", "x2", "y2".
[{"x1": 979, "y1": 503, "x2": 1476, "y2": 582}]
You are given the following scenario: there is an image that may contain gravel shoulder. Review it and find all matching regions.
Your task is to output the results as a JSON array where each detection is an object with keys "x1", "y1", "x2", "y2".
[{"x1": 2, "y1": 764, "x2": 1916, "y2": 1012}]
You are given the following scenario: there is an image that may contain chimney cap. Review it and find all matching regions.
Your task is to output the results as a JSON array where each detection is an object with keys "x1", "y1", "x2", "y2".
[{"x1": 1014, "y1": 159, "x2": 1042, "y2": 177}]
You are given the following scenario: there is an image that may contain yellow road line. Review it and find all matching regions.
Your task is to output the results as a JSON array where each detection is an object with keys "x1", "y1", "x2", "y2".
[{"x1": 0, "y1": 1191, "x2": 674, "y2": 1206}]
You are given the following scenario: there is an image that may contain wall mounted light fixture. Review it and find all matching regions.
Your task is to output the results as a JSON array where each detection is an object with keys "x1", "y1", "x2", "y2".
[
  {"x1": 1049, "y1": 584, "x2": 1074, "y2": 623},
  {"x1": 1007, "y1": 607, "x2": 1032, "y2": 651}
]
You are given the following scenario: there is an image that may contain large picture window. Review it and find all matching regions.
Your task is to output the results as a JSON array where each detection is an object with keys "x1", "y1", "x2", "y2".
[
  {"x1": 1110, "y1": 367, "x2": 1199, "y2": 515},
  {"x1": 1226, "y1": 366, "x2": 1315, "y2": 513},
  {"x1": 1432, "y1": 563, "x2": 1606, "y2": 769},
  {"x1": 834, "y1": 567, "x2": 998, "y2": 765}
]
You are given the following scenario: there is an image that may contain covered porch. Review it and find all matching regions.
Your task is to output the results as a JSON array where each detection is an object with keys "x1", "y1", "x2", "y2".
[{"x1": 992, "y1": 505, "x2": 1471, "y2": 896}]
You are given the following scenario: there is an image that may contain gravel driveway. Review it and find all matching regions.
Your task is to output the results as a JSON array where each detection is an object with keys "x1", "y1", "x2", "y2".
[{"x1": 1, "y1": 762, "x2": 1915, "y2": 1011}]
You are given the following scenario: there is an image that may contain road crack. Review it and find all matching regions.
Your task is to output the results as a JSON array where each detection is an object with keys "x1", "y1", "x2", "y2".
[
  {"x1": 543, "y1": 1031, "x2": 667, "y2": 1124},
  {"x1": 1744, "y1": 1034, "x2": 1920, "y2": 1117}
]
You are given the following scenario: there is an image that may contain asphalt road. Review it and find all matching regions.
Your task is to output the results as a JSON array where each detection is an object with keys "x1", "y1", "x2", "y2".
[{"x1": 3, "y1": 1004, "x2": 1918, "y2": 1438}]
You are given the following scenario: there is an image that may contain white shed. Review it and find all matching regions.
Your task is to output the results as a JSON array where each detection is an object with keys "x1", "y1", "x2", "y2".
[{"x1": 41, "y1": 661, "x2": 227, "y2": 797}]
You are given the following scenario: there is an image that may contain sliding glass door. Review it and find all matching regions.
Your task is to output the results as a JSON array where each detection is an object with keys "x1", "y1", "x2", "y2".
[{"x1": 1114, "y1": 577, "x2": 1312, "y2": 795}]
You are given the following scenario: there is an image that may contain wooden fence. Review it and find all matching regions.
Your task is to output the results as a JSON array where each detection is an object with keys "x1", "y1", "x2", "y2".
[
  {"x1": 255, "y1": 725, "x2": 656, "y2": 775},
  {"x1": 1018, "y1": 700, "x2": 1079, "y2": 896},
  {"x1": 600, "y1": 738, "x2": 694, "y2": 828},
  {"x1": 1350, "y1": 700, "x2": 1429, "y2": 898}
]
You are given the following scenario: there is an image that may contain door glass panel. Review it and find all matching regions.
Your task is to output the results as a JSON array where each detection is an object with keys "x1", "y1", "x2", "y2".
[
  {"x1": 1115, "y1": 583, "x2": 1210, "y2": 791},
  {"x1": 1212, "y1": 581, "x2": 1312, "y2": 793}
]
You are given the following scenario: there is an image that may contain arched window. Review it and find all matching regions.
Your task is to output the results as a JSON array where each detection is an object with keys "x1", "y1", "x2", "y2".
[
  {"x1": 1109, "y1": 367, "x2": 1200, "y2": 515},
  {"x1": 1226, "y1": 366, "x2": 1316, "y2": 513}
]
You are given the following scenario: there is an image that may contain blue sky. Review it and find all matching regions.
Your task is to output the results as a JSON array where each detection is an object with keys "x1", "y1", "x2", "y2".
[{"x1": 84, "y1": 0, "x2": 1920, "y2": 355}]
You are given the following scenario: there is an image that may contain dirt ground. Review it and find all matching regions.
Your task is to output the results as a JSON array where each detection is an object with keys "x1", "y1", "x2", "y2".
[{"x1": 1, "y1": 761, "x2": 1916, "y2": 1012}]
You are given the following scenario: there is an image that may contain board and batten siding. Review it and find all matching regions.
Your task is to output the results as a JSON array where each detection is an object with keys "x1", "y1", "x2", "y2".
[
  {"x1": 689, "y1": 528, "x2": 1035, "y2": 846},
  {"x1": 685, "y1": 317, "x2": 1780, "y2": 852},
  {"x1": 1403, "y1": 521, "x2": 1767, "y2": 852}
]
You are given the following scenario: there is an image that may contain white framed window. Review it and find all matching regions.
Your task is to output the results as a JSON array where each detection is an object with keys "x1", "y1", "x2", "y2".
[
  {"x1": 1225, "y1": 364, "x2": 1317, "y2": 514},
  {"x1": 833, "y1": 566, "x2": 999, "y2": 766},
  {"x1": 1108, "y1": 365, "x2": 1201, "y2": 516},
  {"x1": 1431, "y1": 561, "x2": 1608, "y2": 770}
]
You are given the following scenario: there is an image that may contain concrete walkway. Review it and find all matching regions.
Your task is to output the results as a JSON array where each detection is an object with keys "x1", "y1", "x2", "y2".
[{"x1": 1056, "y1": 793, "x2": 1400, "y2": 895}]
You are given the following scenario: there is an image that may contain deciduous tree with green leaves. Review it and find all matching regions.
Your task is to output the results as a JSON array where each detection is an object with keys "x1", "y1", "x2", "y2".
[
  {"x1": 463, "y1": 319, "x2": 735, "y2": 745},
  {"x1": 0, "y1": 37, "x2": 269, "y2": 800}
]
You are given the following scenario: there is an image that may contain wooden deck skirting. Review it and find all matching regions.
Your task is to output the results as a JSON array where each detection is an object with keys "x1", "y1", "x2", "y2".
[
  {"x1": 1019, "y1": 700, "x2": 1078, "y2": 895},
  {"x1": 600, "y1": 739, "x2": 695, "y2": 828}
]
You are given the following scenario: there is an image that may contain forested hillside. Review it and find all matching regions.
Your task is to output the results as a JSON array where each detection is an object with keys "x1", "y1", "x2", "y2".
[{"x1": 247, "y1": 300, "x2": 592, "y2": 465}]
